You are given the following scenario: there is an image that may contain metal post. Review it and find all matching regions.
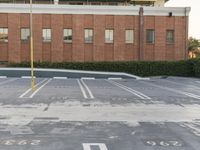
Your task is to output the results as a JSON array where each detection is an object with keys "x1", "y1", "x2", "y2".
[{"x1": 30, "y1": 0, "x2": 35, "y2": 92}]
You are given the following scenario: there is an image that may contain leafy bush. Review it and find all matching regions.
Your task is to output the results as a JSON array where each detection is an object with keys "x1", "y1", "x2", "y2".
[
  {"x1": 8, "y1": 59, "x2": 200, "y2": 77},
  {"x1": 193, "y1": 59, "x2": 200, "y2": 77}
]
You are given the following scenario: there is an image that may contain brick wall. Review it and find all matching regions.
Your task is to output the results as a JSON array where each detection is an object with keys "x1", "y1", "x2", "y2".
[{"x1": 0, "y1": 13, "x2": 188, "y2": 63}]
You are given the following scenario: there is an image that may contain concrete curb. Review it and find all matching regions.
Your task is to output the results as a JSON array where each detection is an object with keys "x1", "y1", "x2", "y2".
[{"x1": 0, "y1": 68, "x2": 149, "y2": 80}]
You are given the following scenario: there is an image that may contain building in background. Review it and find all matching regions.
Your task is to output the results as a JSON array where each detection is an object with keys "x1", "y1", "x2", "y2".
[
  {"x1": 0, "y1": 0, "x2": 169, "y2": 6},
  {"x1": 0, "y1": 0, "x2": 190, "y2": 63}
]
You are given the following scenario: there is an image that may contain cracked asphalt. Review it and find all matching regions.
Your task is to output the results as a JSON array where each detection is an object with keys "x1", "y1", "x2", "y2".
[{"x1": 0, "y1": 76, "x2": 200, "y2": 150}]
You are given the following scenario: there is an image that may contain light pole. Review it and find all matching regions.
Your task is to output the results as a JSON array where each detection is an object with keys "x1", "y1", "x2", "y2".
[{"x1": 30, "y1": 0, "x2": 35, "y2": 92}]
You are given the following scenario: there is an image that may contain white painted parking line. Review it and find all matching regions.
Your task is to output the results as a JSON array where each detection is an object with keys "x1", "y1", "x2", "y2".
[
  {"x1": 81, "y1": 77, "x2": 95, "y2": 80},
  {"x1": 29, "y1": 79, "x2": 52, "y2": 98},
  {"x1": 143, "y1": 81, "x2": 200, "y2": 100},
  {"x1": 137, "y1": 77, "x2": 150, "y2": 80},
  {"x1": 0, "y1": 78, "x2": 18, "y2": 85},
  {"x1": 53, "y1": 77, "x2": 68, "y2": 79},
  {"x1": 19, "y1": 79, "x2": 48, "y2": 98},
  {"x1": 181, "y1": 122, "x2": 200, "y2": 137},
  {"x1": 181, "y1": 92, "x2": 200, "y2": 99},
  {"x1": 165, "y1": 79, "x2": 200, "y2": 90},
  {"x1": 0, "y1": 76, "x2": 7, "y2": 78},
  {"x1": 80, "y1": 79, "x2": 94, "y2": 99},
  {"x1": 21, "y1": 76, "x2": 36, "y2": 79},
  {"x1": 83, "y1": 143, "x2": 108, "y2": 150},
  {"x1": 108, "y1": 77, "x2": 122, "y2": 80},
  {"x1": 77, "y1": 79, "x2": 88, "y2": 99},
  {"x1": 77, "y1": 79, "x2": 94, "y2": 99},
  {"x1": 106, "y1": 80, "x2": 151, "y2": 100}
]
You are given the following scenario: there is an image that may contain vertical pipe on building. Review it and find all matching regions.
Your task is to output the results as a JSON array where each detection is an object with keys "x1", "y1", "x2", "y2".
[
  {"x1": 139, "y1": 7, "x2": 144, "y2": 60},
  {"x1": 185, "y1": 7, "x2": 188, "y2": 59}
]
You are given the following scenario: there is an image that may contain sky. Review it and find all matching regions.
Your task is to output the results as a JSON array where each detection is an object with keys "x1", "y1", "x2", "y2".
[{"x1": 165, "y1": 0, "x2": 200, "y2": 39}]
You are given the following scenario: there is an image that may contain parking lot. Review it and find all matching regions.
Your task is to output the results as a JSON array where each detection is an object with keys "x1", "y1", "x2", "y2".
[{"x1": 0, "y1": 76, "x2": 200, "y2": 150}]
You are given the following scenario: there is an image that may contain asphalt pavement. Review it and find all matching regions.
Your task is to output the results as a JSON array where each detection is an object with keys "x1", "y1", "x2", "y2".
[{"x1": 0, "y1": 76, "x2": 200, "y2": 150}]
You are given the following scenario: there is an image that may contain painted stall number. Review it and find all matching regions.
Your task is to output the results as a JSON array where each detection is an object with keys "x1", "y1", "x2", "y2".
[
  {"x1": 0, "y1": 140, "x2": 40, "y2": 146},
  {"x1": 145, "y1": 140, "x2": 182, "y2": 147},
  {"x1": 83, "y1": 143, "x2": 108, "y2": 150}
]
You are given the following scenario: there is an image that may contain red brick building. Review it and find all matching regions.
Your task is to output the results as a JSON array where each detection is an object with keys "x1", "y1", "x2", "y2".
[{"x1": 0, "y1": 4, "x2": 190, "y2": 63}]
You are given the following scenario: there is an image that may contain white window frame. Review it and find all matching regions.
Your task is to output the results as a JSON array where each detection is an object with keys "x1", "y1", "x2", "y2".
[
  {"x1": 42, "y1": 28, "x2": 51, "y2": 42},
  {"x1": 84, "y1": 29, "x2": 93, "y2": 43},
  {"x1": 63, "y1": 28, "x2": 72, "y2": 43},
  {"x1": 166, "y1": 30, "x2": 174, "y2": 44},
  {"x1": 0, "y1": 28, "x2": 8, "y2": 42},
  {"x1": 125, "y1": 29, "x2": 134, "y2": 44},
  {"x1": 21, "y1": 28, "x2": 30, "y2": 42},
  {"x1": 105, "y1": 29, "x2": 114, "y2": 43}
]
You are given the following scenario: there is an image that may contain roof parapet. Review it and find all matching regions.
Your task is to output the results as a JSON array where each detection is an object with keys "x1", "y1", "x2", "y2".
[{"x1": 0, "y1": 4, "x2": 190, "y2": 16}]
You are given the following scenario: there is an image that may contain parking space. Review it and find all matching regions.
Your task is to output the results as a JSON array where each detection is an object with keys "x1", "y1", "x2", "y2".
[
  {"x1": 0, "y1": 76, "x2": 200, "y2": 149},
  {"x1": 0, "y1": 78, "x2": 45, "y2": 104},
  {"x1": 0, "y1": 77, "x2": 200, "y2": 105},
  {"x1": 113, "y1": 79, "x2": 200, "y2": 105},
  {"x1": 165, "y1": 77, "x2": 200, "y2": 91},
  {"x1": 31, "y1": 79, "x2": 86, "y2": 103},
  {"x1": 80, "y1": 79, "x2": 152, "y2": 105}
]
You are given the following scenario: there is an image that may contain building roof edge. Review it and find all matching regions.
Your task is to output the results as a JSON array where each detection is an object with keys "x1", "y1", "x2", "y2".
[{"x1": 0, "y1": 4, "x2": 190, "y2": 16}]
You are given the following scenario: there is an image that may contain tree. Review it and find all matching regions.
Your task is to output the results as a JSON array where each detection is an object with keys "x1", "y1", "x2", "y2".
[{"x1": 188, "y1": 37, "x2": 200, "y2": 58}]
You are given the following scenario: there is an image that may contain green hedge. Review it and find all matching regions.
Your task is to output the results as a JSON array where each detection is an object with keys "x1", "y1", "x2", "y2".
[
  {"x1": 8, "y1": 59, "x2": 200, "y2": 77},
  {"x1": 193, "y1": 59, "x2": 200, "y2": 77}
]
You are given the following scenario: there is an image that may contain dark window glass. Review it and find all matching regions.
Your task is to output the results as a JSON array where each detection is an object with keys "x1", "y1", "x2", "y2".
[
  {"x1": 146, "y1": 29, "x2": 155, "y2": 43},
  {"x1": 63, "y1": 29, "x2": 72, "y2": 43}
]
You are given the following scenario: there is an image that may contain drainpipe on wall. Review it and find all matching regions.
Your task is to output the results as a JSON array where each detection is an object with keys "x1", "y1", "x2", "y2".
[
  {"x1": 139, "y1": 7, "x2": 144, "y2": 61},
  {"x1": 185, "y1": 7, "x2": 189, "y2": 59}
]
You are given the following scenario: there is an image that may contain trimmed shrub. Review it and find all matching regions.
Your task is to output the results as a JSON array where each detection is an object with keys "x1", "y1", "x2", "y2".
[
  {"x1": 8, "y1": 59, "x2": 199, "y2": 77},
  {"x1": 193, "y1": 59, "x2": 200, "y2": 77}
]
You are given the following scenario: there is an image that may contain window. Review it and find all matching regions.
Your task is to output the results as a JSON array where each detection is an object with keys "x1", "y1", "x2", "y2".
[
  {"x1": 42, "y1": 29, "x2": 51, "y2": 42},
  {"x1": 125, "y1": 29, "x2": 134, "y2": 43},
  {"x1": 146, "y1": 29, "x2": 155, "y2": 43},
  {"x1": 166, "y1": 30, "x2": 174, "y2": 44},
  {"x1": 21, "y1": 28, "x2": 30, "y2": 41},
  {"x1": 105, "y1": 29, "x2": 113, "y2": 43},
  {"x1": 0, "y1": 28, "x2": 8, "y2": 42},
  {"x1": 84, "y1": 29, "x2": 93, "y2": 43},
  {"x1": 63, "y1": 29, "x2": 72, "y2": 43}
]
